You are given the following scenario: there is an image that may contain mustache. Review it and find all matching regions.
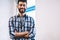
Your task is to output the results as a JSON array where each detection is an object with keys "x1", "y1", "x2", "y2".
[
  {"x1": 18, "y1": 8, "x2": 26, "y2": 13},
  {"x1": 18, "y1": 8, "x2": 26, "y2": 11},
  {"x1": 19, "y1": 8, "x2": 25, "y2": 9}
]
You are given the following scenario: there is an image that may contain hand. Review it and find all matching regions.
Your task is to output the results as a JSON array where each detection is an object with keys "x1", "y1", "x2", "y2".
[{"x1": 24, "y1": 31, "x2": 29, "y2": 38}]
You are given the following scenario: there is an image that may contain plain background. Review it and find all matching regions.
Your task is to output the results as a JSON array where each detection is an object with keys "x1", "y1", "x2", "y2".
[
  {"x1": 0, "y1": 0, "x2": 60, "y2": 40},
  {"x1": 36, "y1": 0, "x2": 60, "y2": 40}
]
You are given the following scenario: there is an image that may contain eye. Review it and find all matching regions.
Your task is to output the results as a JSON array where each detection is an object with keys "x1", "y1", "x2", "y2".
[
  {"x1": 23, "y1": 4, "x2": 25, "y2": 6},
  {"x1": 19, "y1": 4, "x2": 22, "y2": 6},
  {"x1": 19, "y1": 4, "x2": 25, "y2": 7}
]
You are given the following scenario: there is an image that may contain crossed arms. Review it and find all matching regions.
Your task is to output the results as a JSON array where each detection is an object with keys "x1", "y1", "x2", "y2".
[
  {"x1": 9, "y1": 17, "x2": 35, "y2": 39},
  {"x1": 15, "y1": 31, "x2": 29, "y2": 38}
]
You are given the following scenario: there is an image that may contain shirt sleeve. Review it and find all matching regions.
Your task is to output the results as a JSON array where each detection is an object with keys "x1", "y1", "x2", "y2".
[
  {"x1": 9, "y1": 17, "x2": 15, "y2": 39},
  {"x1": 29, "y1": 17, "x2": 35, "y2": 39}
]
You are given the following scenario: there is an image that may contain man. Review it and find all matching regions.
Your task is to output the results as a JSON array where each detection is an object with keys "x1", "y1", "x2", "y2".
[{"x1": 9, "y1": 0, "x2": 35, "y2": 40}]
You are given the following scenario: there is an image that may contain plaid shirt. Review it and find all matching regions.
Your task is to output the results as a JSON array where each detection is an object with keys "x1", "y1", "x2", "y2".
[{"x1": 9, "y1": 14, "x2": 35, "y2": 40}]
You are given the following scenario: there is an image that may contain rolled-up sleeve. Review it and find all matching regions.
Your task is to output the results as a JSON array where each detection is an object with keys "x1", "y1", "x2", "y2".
[
  {"x1": 29, "y1": 17, "x2": 35, "y2": 39},
  {"x1": 9, "y1": 17, "x2": 15, "y2": 39}
]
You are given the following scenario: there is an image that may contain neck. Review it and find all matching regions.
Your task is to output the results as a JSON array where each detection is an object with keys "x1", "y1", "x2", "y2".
[{"x1": 19, "y1": 13, "x2": 25, "y2": 17}]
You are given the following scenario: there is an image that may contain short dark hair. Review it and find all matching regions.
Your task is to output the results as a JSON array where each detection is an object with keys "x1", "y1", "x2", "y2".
[{"x1": 18, "y1": 0, "x2": 27, "y2": 4}]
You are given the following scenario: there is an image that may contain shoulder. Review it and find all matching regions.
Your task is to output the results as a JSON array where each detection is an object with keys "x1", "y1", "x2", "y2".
[
  {"x1": 9, "y1": 15, "x2": 17, "y2": 21},
  {"x1": 26, "y1": 15, "x2": 34, "y2": 21}
]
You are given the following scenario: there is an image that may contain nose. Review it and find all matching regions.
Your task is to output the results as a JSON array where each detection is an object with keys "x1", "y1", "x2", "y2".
[
  {"x1": 21, "y1": 5, "x2": 24, "y2": 8},
  {"x1": 21, "y1": 5, "x2": 25, "y2": 8}
]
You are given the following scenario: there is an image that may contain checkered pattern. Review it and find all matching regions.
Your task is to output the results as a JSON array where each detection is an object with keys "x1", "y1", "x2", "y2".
[{"x1": 9, "y1": 14, "x2": 35, "y2": 40}]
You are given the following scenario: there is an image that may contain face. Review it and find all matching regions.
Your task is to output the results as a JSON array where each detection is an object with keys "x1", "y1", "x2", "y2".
[{"x1": 17, "y1": 2, "x2": 27, "y2": 14}]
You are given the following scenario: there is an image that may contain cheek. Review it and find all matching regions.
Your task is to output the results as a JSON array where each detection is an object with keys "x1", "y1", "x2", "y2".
[
  {"x1": 17, "y1": 6, "x2": 20, "y2": 9},
  {"x1": 25, "y1": 6, "x2": 27, "y2": 9},
  {"x1": 18, "y1": 6, "x2": 21, "y2": 8}
]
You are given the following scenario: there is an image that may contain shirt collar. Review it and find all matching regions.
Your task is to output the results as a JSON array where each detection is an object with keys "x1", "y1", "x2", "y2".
[{"x1": 17, "y1": 14, "x2": 26, "y2": 17}]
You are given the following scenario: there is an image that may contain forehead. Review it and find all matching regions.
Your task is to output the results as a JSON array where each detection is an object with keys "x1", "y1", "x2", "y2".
[{"x1": 18, "y1": 2, "x2": 26, "y2": 5}]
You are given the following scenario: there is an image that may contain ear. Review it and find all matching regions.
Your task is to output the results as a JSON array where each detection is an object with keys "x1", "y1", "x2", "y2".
[
  {"x1": 17, "y1": 5, "x2": 18, "y2": 8},
  {"x1": 16, "y1": 5, "x2": 18, "y2": 8}
]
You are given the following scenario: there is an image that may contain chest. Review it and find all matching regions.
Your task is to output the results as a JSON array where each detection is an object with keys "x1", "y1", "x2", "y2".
[{"x1": 13, "y1": 17, "x2": 31, "y2": 27}]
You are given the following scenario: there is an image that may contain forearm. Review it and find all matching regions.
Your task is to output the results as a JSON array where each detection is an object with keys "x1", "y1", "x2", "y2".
[{"x1": 15, "y1": 31, "x2": 29, "y2": 38}]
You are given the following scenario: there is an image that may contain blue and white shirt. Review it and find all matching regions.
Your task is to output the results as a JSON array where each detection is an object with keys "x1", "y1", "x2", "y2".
[{"x1": 9, "y1": 14, "x2": 35, "y2": 40}]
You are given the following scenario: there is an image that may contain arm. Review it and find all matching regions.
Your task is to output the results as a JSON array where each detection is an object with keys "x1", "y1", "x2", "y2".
[
  {"x1": 28, "y1": 17, "x2": 35, "y2": 38},
  {"x1": 15, "y1": 31, "x2": 29, "y2": 38},
  {"x1": 9, "y1": 17, "x2": 15, "y2": 39},
  {"x1": 9, "y1": 17, "x2": 29, "y2": 38},
  {"x1": 24, "y1": 17, "x2": 35, "y2": 39}
]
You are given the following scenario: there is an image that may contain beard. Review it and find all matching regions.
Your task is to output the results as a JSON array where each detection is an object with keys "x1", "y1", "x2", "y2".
[{"x1": 18, "y1": 8, "x2": 26, "y2": 14}]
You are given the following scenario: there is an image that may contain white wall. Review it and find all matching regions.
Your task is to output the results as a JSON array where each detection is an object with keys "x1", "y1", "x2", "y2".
[
  {"x1": 36, "y1": 0, "x2": 60, "y2": 40},
  {"x1": 0, "y1": 0, "x2": 11, "y2": 40}
]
